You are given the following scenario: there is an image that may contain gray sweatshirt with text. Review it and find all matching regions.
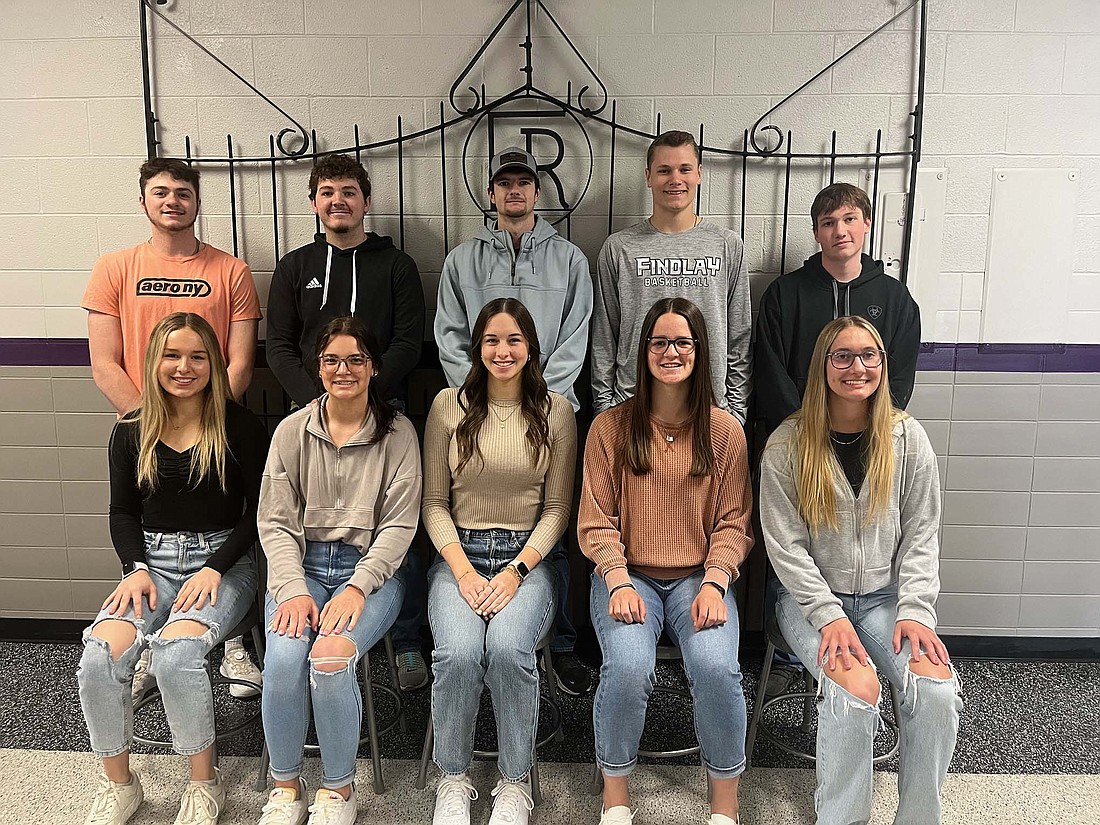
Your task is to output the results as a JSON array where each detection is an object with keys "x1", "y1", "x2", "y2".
[{"x1": 591, "y1": 219, "x2": 752, "y2": 420}]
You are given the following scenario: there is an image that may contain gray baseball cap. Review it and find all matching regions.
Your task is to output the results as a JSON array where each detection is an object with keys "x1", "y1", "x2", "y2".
[{"x1": 489, "y1": 146, "x2": 538, "y2": 182}]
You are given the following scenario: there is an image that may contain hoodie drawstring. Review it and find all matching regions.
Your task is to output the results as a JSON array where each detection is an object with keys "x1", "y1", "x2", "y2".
[
  {"x1": 830, "y1": 280, "x2": 851, "y2": 319},
  {"x1": 320, "y1": 245, "x2": 333, "y2": 310},
  {"x1": 319, "y1": 245, "x2": 357, "y2": 314}
]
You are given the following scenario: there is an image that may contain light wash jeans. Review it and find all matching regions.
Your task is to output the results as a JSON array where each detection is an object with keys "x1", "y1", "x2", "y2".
[
  {"x1": 427, "y1": 528, "x2": 557, "y2": 780},
  {"x1": 776, "y1": 585, "x2": 963, "y2": 825},
  {"x1": 77, "y1": 529, "x2": 257, "y2": 757},
  {"x1": 262, "y1": 540, "x2": 403, "y2": 789},
  {"x1": 591, "y1": 570, "x2": 747, "y2": 780}
]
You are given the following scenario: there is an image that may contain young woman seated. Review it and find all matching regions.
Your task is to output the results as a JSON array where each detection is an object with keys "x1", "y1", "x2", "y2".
[
  {"x1": 579, "y1": 297, "x2": 753, "y2": 825},
  {"x1": 257, "y1": 316, "x2": 421, "y2": 825},
  {"x1": 77, "y1": 311, "x2": 268, "y2": 825},
  {"x1": 423, "y1": 298, "x2": 576, "y2": 825},
  {"x1": 760, "y1": 315, "x2": 962, "y2": 825}
]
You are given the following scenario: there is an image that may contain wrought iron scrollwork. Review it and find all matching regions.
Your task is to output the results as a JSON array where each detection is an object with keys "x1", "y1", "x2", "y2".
[
  {"x1": 140, "y1": 0, "x2": 309, "y2": 158},
  {"x1": 748, "y1": 0, "x2": 921, "y2": 156}
]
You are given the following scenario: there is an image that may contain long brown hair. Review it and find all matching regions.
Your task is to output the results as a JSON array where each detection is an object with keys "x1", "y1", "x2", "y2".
[
  {"x1": 454, "y1": 298, "x2": 551, "y2": 474},
  {"x1": 314, "y1": 316, "x2": 397, "y2": 444},
  {"x1": 794, "y1": 316, "x2": 901, "y2": 532},
  {"x1": 133, "y1": 312, "x2": 229, "y2": 492},
  {"x1": 623, "y1": 298, "x2": 716, "y2": 477}
]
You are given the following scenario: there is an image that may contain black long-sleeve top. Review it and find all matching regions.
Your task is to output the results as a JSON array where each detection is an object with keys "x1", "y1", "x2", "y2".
[{"x1": 107, "y1": 401, "x2": 270, "y2": 573}]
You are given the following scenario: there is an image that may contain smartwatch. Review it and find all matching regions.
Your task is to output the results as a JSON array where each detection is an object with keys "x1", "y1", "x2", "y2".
[
  {"x1": 122, "y1": 560, "x2": 150, "y2": 578},
  {"x1": 507, "y1": 561, "x2": 530, "y2": 582}
]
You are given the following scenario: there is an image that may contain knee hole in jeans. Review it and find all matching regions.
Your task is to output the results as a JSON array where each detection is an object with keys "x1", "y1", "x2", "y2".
[
  {"x1": 821, "y1": 666, "x2": 881, "y2": 707},
  {"x1": 309, "y1": 636, "x2": 358, "y2": 673}
]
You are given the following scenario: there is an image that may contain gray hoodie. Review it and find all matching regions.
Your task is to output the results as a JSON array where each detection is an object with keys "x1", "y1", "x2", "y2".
[
  {"x1": 759, "y1": 415, "x2": 941, "y2": 631},
  {"x1": 259, "y1": 397, "x2": 422, "y2": 603},
  {"x1": 591, "y1": 219, "x2": 752, "y2": 421},
  {"x1": 434, "y1": 217, "x2": 593, "y2": 411}
]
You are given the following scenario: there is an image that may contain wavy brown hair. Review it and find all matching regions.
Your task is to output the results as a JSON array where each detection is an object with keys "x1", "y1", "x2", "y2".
[
  {"x1": 314, "y1": 316, "x2": 397, "y2": 444},
  {"x1": 793, "y1": 316, "x2": 902, "y2": 532},
  {"x1": 133, "y1": 312, "x2": 229, "y2": 492},
  {"x1": 454, "y1": 298, "x2": 551, "y2": 474},
  {"x1": 622, "y1": 298, "x2": 716, "y2": 477}
]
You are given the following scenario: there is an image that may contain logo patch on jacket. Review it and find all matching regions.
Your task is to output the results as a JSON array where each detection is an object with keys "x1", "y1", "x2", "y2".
[
  {"x1": 867, "y1": 304, "x2": 883, "y2": 319},
  {"x1": 306, "y1": 277, "x2": 323, "y2": 289},
  {"x1": 136, "y1": 278, "x2": 211, "y2": 298}
]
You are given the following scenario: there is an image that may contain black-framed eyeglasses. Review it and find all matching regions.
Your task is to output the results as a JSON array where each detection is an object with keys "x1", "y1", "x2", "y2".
[
  {"x1": 319, "y1": 353, "x2": 371, "y2": 371},
  {"x1": 826, "y1": 348, "x2": 885, "y2": 369},
  {"x1": 646, "y1": 336, "x2": 698, "y2": 354}
]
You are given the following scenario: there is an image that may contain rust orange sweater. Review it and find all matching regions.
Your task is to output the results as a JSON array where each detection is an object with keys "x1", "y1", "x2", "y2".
[{"x1": 578, "y1": 402, "x2": 754, "y2": 590}]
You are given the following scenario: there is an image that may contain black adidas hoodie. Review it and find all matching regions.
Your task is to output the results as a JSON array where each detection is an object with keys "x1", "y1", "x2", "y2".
[
  {"x1": 266, "y1": 232, "x2": 425, "y2": 407},
  {"x1": 753, "y1": 252, "x2": 920, "y2": 435}
]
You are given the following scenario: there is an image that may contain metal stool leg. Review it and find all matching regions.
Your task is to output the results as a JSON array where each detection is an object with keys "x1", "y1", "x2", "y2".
[
  {"x1": 361, "y1": 652, "x2": 385, "y2": 794},
  {"x1": 256, "y1": 742, "x2": 271, "y2": 792},
  {"x1": 800, "y1": 675, "x2": 816, "y2": 733},
  {"x1": 539, "y1": 648, "x2": 566, "y2": 745},
  {"x1": 745, "y1": 639, "x2": 777, "y2": 768},
  {"x1": 589, "y1": 763, "x2": 603, "y2": 796},
  {"x1": 383, "y1": 633, "x2": 408, "y2": 733},
  {"x1": 416, "y1": 712, "x2": 434, "y2": 790},
  {"x1": 529, "y1": 753, "x2": 542, "y2": 806}
]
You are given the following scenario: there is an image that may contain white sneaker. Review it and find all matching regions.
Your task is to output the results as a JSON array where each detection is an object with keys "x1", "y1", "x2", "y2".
[
  {"x1": 131, "y1": 649, "x2": 156, "y2": 705},
  {"x1": 707, "y1": 815, "x2": 740, "y2": 825},
  {"x1": 487, "y1": 778, "x2": 534, "y2": 825},
  {"x1": 599, "y1": 807, "x2": 636, "y2": 825},
  {"x1": 175, "y1": 768, "x2": 226, "y2": 825},
  {"x1": 306, "y1": 787, "x2": 357, "y2": 825},
  {"x1": 84, "y1": 771, "x2": 144, "y2": 825},
  {"x1": 257, "y1": 779, "x2": 309, "y2": 825},
  {"x1": 220, "y1": 637, "x2": 262, "y2": 698},
  {"x1": 433, "y1": 773, "x2": 478, "y2": 825}
]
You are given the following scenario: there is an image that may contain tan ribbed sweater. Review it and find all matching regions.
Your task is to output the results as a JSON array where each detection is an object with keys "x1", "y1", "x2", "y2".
[
  {"x1": 578, "y1": 402, "x2": 753, "y2": 588},
  {"x1": 422, "y1": 387, "x2": 577, "y2": 557}
]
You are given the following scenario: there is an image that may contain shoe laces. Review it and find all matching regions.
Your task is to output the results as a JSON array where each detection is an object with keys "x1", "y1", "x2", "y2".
[
  {"x1": 396, "y1": 651, "x2": 423, "y2": 671},
  {"x1": 307, "y1": 790, "x2": 350, "y2": 825},
  {"x1": 258, "y1": 788, "x2": 303, "y2": 825},
  {"x1": 87, "y1": 775, "x2": 133, "y2": 825},
  {"x1": 490, "y1": 780, "x2": 534, "y2": 823},
  {"x1": 437, "y1": 775, "x2": 478, "y2": 817},
  {"x1": 176, "y1": 781, "x2": 221, "y2": 825},
  {"x1": 222, "y1": 646, "x2": 258, "y2": 678}
]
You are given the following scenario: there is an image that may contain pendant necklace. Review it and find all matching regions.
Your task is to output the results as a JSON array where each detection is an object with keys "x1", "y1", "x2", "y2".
[{"x1": 489, "y1": 400, "x2": 520, "y2": 428}]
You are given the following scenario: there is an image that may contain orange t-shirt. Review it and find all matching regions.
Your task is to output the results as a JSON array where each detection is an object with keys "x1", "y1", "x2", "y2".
[{"x1": 82, "y1": 242, "x2": 262, "y2": 391}]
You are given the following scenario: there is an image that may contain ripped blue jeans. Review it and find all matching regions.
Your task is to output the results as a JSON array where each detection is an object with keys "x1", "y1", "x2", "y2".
[
  {"x1": 262, "y1": 541, "x2": 403, "y2": 789},
  {"x1": 77, "y1": 529, "x2": 257, "y2": 757},
  {"x1": 777, "y1": 585, "x2": 963, "y2": 825}
]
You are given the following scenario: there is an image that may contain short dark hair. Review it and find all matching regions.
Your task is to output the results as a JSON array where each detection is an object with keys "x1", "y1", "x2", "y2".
[
  {"x1": 309, "y1": 154, "x2": 371, "y2": 200},
  {"x1": 646, "y1": 130, "x2": 701, "y2": 169},
  {"x1": 811, "y1": 183, "x2": 872, "y2": 229},
  {"x1": 139, "y1": 158, "x2": 200, "y2": 199}
]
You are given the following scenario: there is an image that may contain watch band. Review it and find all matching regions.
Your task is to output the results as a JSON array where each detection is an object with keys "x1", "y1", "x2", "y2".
[
  {"x1": 122, "y1": 561, "x2": 150, "y2": 578},
  {"x1": 514, "y1": 560, "x2": 530, "y2": 580}
]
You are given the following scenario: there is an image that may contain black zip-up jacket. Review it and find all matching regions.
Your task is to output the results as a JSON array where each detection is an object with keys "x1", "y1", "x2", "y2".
[
  {"x1": 266, "y1": 232, "x2": 425, "y2": 407},
  {"x1": 753, "y1": 252, "x2": 921, "y2": 435}
]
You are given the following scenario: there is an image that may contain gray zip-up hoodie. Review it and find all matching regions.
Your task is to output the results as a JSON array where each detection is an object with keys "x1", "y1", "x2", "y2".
[
  {"x1": 759, "y1": 415, "x2": 941, "y2": 631},
  {"x1": 434, "y1": 217, "x2": 593, "y2": 411},
  {"x1": 259, "y1": 397, "x2": 422, "y2": 603}
]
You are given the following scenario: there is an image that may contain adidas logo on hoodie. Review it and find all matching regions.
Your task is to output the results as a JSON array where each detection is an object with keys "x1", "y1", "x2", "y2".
[{"x1": 306, "y1": 277, "x2": 323, "y2": 289}]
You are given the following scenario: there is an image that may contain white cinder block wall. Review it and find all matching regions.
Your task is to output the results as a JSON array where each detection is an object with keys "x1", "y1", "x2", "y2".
[{"x1": 1, "y1": 0, "x2": 1098, "y2": 635}]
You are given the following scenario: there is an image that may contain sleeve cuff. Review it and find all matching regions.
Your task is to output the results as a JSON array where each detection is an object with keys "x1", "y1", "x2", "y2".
[{"x1": 601, "y1": 565, "x2": 631, "y2": 589}]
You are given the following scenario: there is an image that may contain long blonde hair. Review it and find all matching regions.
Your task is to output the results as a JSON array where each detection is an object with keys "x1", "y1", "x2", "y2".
[
  {"x1": 794, "y1": 316, "x2": 901, "y2": 533},
  {"x1": 132, "y1": 312, "x2": 231, "y2": 492}
]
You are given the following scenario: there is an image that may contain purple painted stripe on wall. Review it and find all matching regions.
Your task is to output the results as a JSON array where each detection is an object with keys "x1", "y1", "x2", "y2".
[{"x1": 1, "y1": 339, "x2": 1099, "y2": 372}]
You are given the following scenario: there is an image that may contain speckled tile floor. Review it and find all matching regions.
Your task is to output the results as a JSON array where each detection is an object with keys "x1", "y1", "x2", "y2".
[
  {"x1": 4, "y1": 640, "x2": 1098, "y2": 776},
  {"x1": 3, "y1": 751, "x2": 1098, "y2": 825}
]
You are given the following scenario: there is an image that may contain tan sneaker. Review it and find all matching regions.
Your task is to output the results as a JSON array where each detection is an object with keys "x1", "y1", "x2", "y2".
[
  {"x1": 174, "y1": 768, "x2": 226, "y2": 825},
  {"x1": 84, "y1": 771, "x2": 143, "y2": 825}
]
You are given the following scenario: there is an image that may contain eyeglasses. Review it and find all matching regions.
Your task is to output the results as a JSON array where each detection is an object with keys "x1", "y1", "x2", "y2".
[
  {"x1": 646, "y1": 336, "x2": 698, "y2": 354},
  {"x1": 826, "y1": 348, "x2": 884, "y2": 369},
  {"x1": 319, "y1": 354, "x2": 371, "y2": 371}
]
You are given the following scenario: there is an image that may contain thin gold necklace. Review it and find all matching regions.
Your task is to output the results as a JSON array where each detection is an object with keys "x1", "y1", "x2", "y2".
[{"x1": 488, "y1": 399, "x2": 521, "y2": 428}]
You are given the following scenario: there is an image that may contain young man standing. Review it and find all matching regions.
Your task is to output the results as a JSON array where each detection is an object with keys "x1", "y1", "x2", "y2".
[
  {"x1": 753, "y1": 181, "x2": 920, "y2": 698},
  {"x1": 82, "y1": 157, "x2": 264, "y2": 703},
  {"x1": 434, "y1": 146, "x2": 594, "y2": 695},
  {"x1": 265, "y1": 153, "x2": 428, "y2": 690},
  {"x1": 591, "y1": 131, "x2": 752, "y2": 423}
]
